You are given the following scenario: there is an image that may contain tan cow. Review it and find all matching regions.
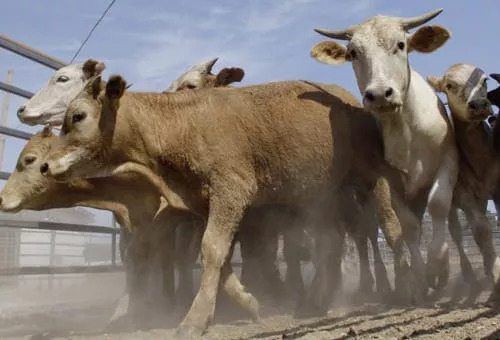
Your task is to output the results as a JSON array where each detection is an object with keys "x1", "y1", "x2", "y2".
[
  {"x1": 311, "y1": 8, "x2": 459, "y2": 293},
  {"x1": 41, "y1": 74, "x2": 410, "y2": 336},
  {"x1": 428, "y1": 64, "x2": 500, "y2": 303}
]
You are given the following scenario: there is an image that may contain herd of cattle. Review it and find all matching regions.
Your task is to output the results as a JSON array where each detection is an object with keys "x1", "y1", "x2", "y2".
[{"x1": 1, "y1": 7, "x2": 500, "y2": 339}]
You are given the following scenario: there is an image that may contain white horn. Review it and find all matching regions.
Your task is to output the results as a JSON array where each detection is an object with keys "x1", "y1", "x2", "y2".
[
  {"x1": 202, "y1": 57, "x2": 219, "y2": 72},
  {"x1": 401, "y1": 8, "x2": 443, "y2": 30},
  {"x1": 313, "y1": 27, "x2": 355, "y2": 40}
]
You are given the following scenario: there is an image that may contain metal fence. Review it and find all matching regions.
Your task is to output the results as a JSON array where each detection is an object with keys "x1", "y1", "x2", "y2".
[{"x1": 0, "y1": 34, "x2": 120, "y2": 275}]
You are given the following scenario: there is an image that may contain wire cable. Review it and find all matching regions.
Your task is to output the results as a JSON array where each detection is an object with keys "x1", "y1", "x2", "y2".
[{"x1": 70, "y1": 0, "x2": 117, "y2": 63}]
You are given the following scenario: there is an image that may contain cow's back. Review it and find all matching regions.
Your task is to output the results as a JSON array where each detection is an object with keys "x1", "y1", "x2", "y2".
[{"x1": 183, "y1": 81, "x2": 360, "y2": 205}]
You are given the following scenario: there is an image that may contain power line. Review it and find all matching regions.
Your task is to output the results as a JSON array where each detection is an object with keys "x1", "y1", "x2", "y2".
[{"x1": 70, "y1": 0, "x2": 117, "y2": 63}]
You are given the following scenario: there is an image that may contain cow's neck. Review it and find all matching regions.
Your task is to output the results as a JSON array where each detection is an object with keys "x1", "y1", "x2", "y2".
[
  {"x1": 112, "y1": 93, "x2": 190, "y2": 171},
  {"x1": 377, "y1": 111, "x2": 411, "y2": 175},
  {"x1": 375, "y1": 68, "x2": 452, "y2": 193},
  {"x1": 451, "y1": 113, "x2": 496, "y2": 183}
]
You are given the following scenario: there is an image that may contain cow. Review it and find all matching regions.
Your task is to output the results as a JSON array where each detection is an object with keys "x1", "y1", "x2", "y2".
[
  {"x1": 310, "y1": 8, "x2": 459, "y2": 293},
  {"x1": 40, "y1": 75, "x2": 410, "y2": 336},
  {"x1": 427, "y1": 64, "x2": 500, "y2": 303},
  {"x1": 16, "y1": 59, "x2": 106, "y2": 127},
  {"x1": 165, "y1": 57, "x2": 245, "y2": 92}
]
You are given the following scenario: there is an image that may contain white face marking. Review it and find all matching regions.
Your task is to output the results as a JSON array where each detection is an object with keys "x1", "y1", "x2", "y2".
[
  {"x1": 18, "y1": 63, "x2": 90, "y2": 126},
  {"x1": 47, "y1": 148, "x2": 88, "y2": 178},
  {"x1": 442, "y1": 64, "x2": 491, "y2": 122}
]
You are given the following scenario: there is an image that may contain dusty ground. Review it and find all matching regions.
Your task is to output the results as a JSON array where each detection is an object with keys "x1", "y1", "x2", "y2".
[{"x1": 1, "y1": 270, "x2": 500, "y2": 340}]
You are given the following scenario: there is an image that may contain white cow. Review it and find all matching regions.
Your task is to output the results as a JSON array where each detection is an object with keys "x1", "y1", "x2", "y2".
[
  {"x1": 17, "y1": 60, "x2": 105, "y2": 127},
  {"x1": 310, "y1": 9, "x2": 459, "y2": 292},
  {"x1": 165, "y1": 57, "x2": 244, "y2": 92}
]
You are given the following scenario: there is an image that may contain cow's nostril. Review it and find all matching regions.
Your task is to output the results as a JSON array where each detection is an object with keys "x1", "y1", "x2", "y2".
[
  {"x1": 385, "y1": 88, "x2": 393, "y2": 98},
  {"x1": 468, "y1": 101, "x2": 477, "y2": 109},
  {"x1": 40, "y1": 163, "x2": 49, "y2": 174},
  {"x1": 365, "y1": 90, "x2": 375, "y2": 102},
  {"x1": 17, "y1": 106, "x2": 26, "y2": 116}
]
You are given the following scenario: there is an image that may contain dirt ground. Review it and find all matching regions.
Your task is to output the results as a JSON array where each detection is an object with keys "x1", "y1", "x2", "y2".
[{"x1": 1, "y1": 270, "x2": 500, "y2": 340}]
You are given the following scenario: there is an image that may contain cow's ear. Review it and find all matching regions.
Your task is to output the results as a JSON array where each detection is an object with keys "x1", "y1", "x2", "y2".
[
  {"x1": 408, "y1": 25, "x2": 450, "y2": 53},
  {"x1": 310, "y1": 40, "x2": 348, "y2": 65},
  {"x1": 105, "y1": 75, "x2": 127, "y2": 100},
  {"x1": 84, "y1": 75, "x2": 102, "y2": 99},
  {"x1": 82, "y1": 59, "x2": 106, "y2": 79},
  {"x1": 427, "y1": 75, "x2": 444, "y2": 92},
  {"x1": 215, "y1": 68, "x2": 245, "y2": 86}
]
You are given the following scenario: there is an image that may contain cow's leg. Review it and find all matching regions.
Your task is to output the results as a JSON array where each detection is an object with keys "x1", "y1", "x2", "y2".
[
  {"x1": 364, "y1": 209, "x2": 391, "y2": 295},
  {"x1": 426, "y1": 159, "x2": 456, "y2": 292},
  {"x1": 351, "y1": 226, "x2": 374, "y2": 294},
  {"x1": 370, "y1": 176, "x2": 412, "y2": 301},
  {"x1": 176, "y1": 219, "x2": 203, "y2": 311},
  {"x1": 400, "y1": 194, "x2": 429, "y2": 301},
  {"x1": 239, "y1": 216, "x2": 262, "y2": 297},
  {"x1": 260, "y1": 224, "x2": 285, "y2": 301},
  {"x1": 126, "y1": 230, "x2": 153, "y2": 326},
  {"x1": 106, "y1": 227, "x2": 133, "y2": 330},
  {"x1": 462, "y1": 202, "x2": 500, "y2": 298},
  {"x1": 447, "y1": 206, "x2": 479, "y2": 301},
  {"x1": 157, "y1": 223, "x2": 176, "y2": 309},
  {"x1": 357, "y1": 187, "x2": 391, "y2": 295},
  {"x1": 493, "y1": 191, "x2": 500, "y2": 227},
  {"x1": 296, "y1": 201, "x2": 344, "y2": 318},
  {"x1": 177, "y1": 187, "x2": 258, "y2": 338},
  {"x1": 283, "y1": 225, "x2": 306, "y2": 298}
]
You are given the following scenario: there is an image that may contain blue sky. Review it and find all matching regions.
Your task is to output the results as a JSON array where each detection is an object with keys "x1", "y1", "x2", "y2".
[{"x1": 1, "y1": 0, "x2": 499, "y2": 224}]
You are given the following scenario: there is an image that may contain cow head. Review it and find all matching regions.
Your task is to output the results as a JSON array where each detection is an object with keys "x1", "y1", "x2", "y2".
[
  {"x1": 0, "y1": 127, "x2": 57, "y2": 212},
  {"x1": 40, "y1": 74, "x2": 126, "y2": 180},
  {"x1": 428, "y1": 64, "x2": 492, "y2": 122},
  {"x1": 166, "y1": 57, "x2": 245, "y2": 92},
  {"x1": 17, "y1": 59, "x2": 106, "y2": 127},
  {"x1": 488, "y1": 73, "x2": 500, "y2": 109},
  {"x1": 311, "y1": 9, "x2": 450, "y2": 116}
]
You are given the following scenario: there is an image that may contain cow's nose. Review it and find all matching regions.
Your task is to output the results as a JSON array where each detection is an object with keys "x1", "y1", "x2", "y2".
[
  {"x1": 17, "y1": 105, "x2": 26, "y2": 117},
  {"x1": 364, "y1": 86, "x2": 394, "y2": 102},
  {"x1": 468, "y1": 99, "x2": 489, "y2": 110},
  {"x1": 40, "y1": 163, "x2": 49, "y2": 175}
]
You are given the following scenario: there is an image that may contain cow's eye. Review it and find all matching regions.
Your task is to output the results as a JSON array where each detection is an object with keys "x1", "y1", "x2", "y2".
[
  {"x1": 397, "y1": 41, "x2": 405, "y2": 50},
  {"x1": 24, "y1": 156, "x2": 36, "y2": 166},
  {"x1": 57, "y1": 75, "x2": 69, "y2": 83},
  {"x1": 446, "y1": 83, "x2": 453, "y2": 90},
  {"x1": 186, "y1": 84, "x2": 196, "y2": 90},
  {"x1": 72, "y1": 112, "x2": 86, "y2": 124}
]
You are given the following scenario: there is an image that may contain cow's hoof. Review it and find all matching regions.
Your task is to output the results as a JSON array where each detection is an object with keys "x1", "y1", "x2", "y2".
[{"x1": 175, "y1": 325, "x2": 203, "y2": 340}]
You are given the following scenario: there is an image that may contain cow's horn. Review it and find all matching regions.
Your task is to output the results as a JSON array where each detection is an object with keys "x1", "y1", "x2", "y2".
[
  {"x1": 401, "y1": 8, "x2": 443, "y2": 30},
  {"x1": 314, "y1": 27, "x2": 355, "y2": 40}
]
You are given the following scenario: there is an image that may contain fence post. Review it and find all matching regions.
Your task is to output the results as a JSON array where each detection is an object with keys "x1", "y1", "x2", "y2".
[
  {"x1": 49, "y1": 230, "x2": 56, "y2": 289},
  {"x1": 0, "y1": 69, "x2": 13, "y2": 170},
  {"x1": 111, "y1": 232, "x2": 116, "y2": 266}
]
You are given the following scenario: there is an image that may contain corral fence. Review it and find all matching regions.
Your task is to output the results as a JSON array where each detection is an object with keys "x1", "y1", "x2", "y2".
[{"x1": 0, "y1": 34, "x2": 122, "y2": 277}]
